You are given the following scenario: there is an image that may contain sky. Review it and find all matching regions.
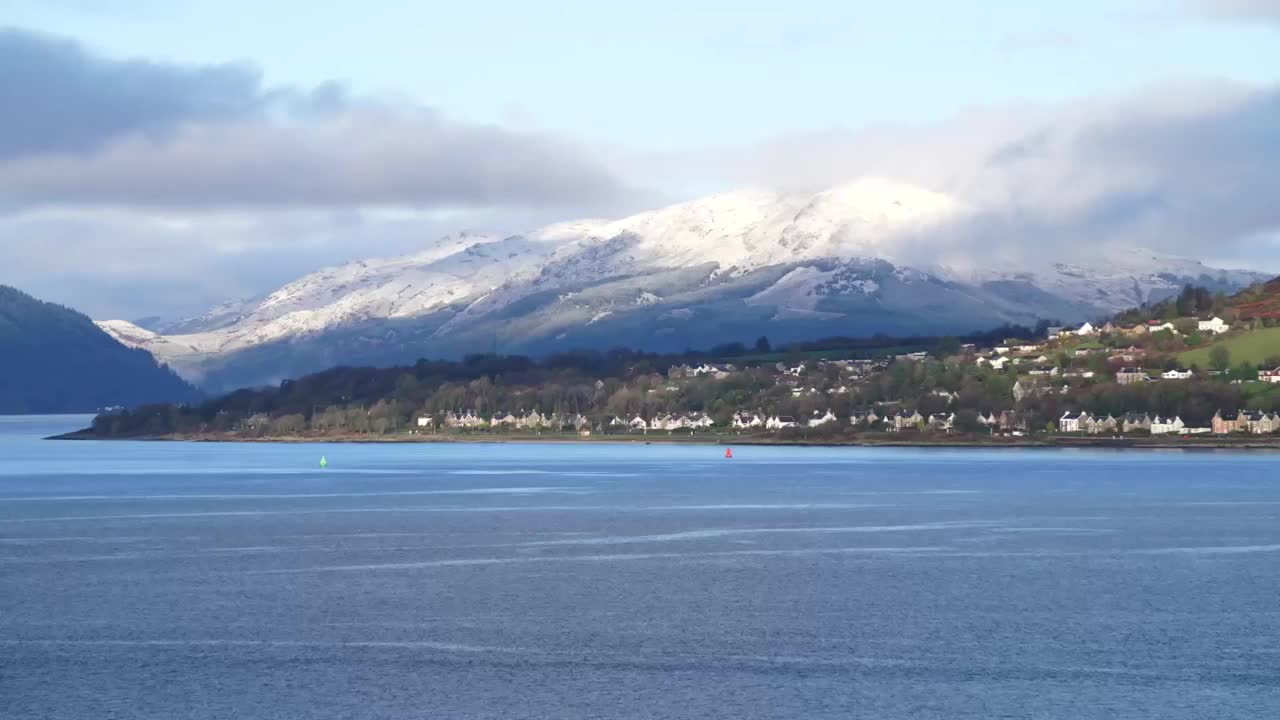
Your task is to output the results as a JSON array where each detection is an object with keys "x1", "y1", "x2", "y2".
[{"x1": 2, "y1": 0, "x2": 1279, "y2": 320}]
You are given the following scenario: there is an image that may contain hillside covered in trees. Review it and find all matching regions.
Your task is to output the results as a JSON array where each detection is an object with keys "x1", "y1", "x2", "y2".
[
  {"x1": 0, "y1": 285, "x2": 201, "y2": 414},
  {"x1": 80, "y1": 323, "x2": 1046, "y2": 439}
]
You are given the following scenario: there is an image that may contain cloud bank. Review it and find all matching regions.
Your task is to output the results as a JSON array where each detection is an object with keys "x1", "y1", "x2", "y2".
[
  {"x1": 2, "y1": 24, "x2": 1278, "y2": 322},
  {"x1": 675, "y1": 83, "x2": 1280, "y2": 273},
  {"x1": 0, "y1": 28, "x2": 628, "y2": 211}
]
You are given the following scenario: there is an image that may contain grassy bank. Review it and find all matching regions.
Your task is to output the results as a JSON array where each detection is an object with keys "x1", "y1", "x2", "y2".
[{"x1": 1179, "y1": 326, "x2": 1280, "y2": 367}]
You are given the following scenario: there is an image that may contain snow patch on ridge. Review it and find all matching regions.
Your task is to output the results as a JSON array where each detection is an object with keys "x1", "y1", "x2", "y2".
[{"x1": 94, "y1": 180, "x2": 1268, "y2": 385}]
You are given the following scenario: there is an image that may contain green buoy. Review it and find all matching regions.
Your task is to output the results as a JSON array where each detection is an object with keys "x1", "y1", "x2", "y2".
[{"x1": 319, "y1": 456, "x2": 328, "y2": 468}]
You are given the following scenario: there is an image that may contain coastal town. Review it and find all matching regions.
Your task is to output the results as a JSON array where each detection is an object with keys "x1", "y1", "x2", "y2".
[
  {"x1": 397, "y1": 313, "x2": 1280, "y2": 441},
  {"x1": 83, "y1": 280, "x2": 1280, "y2": 446}
]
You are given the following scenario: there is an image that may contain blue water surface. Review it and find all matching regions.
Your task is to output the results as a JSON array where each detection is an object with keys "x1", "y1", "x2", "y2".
[{"x1": 2, "y1": 416, "x2": 1278, "y2": 719}]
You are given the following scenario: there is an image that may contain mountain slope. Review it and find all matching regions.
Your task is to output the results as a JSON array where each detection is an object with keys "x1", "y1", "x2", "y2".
[
  {"x1": 0, "y1": 286, "x2": 201, "y2": 414},
  {"x1": 1227, "y1": 277, "x2": 1280, "y2": 320},
  {"x1": 99, "y1": 180, "x2": 1266, "y2": 392}
]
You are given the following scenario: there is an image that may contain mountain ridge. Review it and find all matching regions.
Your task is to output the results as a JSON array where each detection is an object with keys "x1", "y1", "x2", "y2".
[{"x1": 99, "y1": 179, "x2": 1266, "y2": 392}]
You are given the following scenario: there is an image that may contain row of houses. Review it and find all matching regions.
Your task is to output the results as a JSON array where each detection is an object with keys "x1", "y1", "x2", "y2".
[
  {"x1": 730, "y1": 409, "x2": 960, "y2": 433},
  {"x1": 611, "y1": 412, "x2": 717, "y2": 432},
  {"x1": 978, "y1": 347, "x2": 1148, "y2": 372},
  {"x1": 893, "y1": 410, "x2": 1031, "y2": 433},
  {"x1": 1120, "y1": 367, "x2": 1280, "y2": 385},
  {"x1": 423, "y1": 410, "x2": 716, "y2": 433},
  {"x1": 1058, "y1": 412, "x2": 1196, "y2": 435},
  {"x1": 732, "y1": 410, "x2": 838, "y2": 430},
  {"x1": 1055, "y1": 317, "x2": 1230, "y2": 339},
  {"x1": 429, "y1": 410, "x2": 595, "y2": 431},
  {"x1": 1211, "y1": 410, "x2": 1280, "y2": 435},
  {"x1": 734, "y1": 408, "x2": 1029, "y2": 434},
  {"x1": 1116, "y1": 367, "x2": 1196, "y2": 384},
  {"x1": 1058, "y1": 410, "x2": 1280, "y2": 435},
  {"x1": 668, "y1": 363, "x2": 737, "y2": 379}
]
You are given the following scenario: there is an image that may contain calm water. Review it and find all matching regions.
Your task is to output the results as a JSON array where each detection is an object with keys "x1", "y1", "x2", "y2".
[{"x1": 2, "y1": 416, "x2": 1279, "y2": 719}]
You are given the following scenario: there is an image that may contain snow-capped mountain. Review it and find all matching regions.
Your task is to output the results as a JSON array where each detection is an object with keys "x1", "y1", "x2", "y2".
[{"x1": 99, "y1": 179, "x2": 1266, "y2": 391}]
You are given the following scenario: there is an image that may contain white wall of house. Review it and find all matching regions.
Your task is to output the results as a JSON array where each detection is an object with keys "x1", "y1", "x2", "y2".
[{"x1": 1198, "y1": 317, "x2": 1230, "y2": 335}]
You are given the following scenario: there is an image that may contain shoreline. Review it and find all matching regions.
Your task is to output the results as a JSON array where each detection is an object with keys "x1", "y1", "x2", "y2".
[{"x1": 49, "y1": 430, "x2": 1280, "y2": 450}]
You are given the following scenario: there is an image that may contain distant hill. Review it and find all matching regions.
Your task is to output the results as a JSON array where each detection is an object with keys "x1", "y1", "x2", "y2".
[
  {"x1": 0, "y1": 286, "x2": 201, "y2": 414},
  {"x1": 1227, "y1": 277, "x2": 1280, "y2": 320}
]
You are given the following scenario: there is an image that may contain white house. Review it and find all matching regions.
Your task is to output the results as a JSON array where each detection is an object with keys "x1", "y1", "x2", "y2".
[
  {"x1": 1162, "y1": 368, "x2": 1194, "y2": 380},
  {"x1": 1076, "y1": 322, "x2": 1097, "y2": 336},
  {"x1": 416, "y1": 416, "x2": 434, "y2": 429},
  {"x1": 1198, "y1": 317, "x2": 1230, "y2": 335},
  {"x1": 1150, "y1": 416, "x2": 1186, "y2": 435},
  {"x1": 686, "y1": 412, "x2": 715, "y2": 429},
  {"x1": 445, "y1": 411, "x2": 489, "y2": 429},
  {"x1": 1148, "y1": 321, "x2": 1179, "y2": 335},
  {"x1": 628, "y1": 415, "x2": 649, "y2": 431},
  {"x1": 1060, "y1": 411, "x2": 1089, "y2": 433},
  {"x1": 927, "y1": 413, "x2": 955, "y2": 432},
  {"x1": 766, "y1": 416, "x2": 798, "y2": 430},
  {"x1": 989, "y1": 357, "x2": 1011, "y2": 371},
  {"x1": 652, "y1": 414, "x2": 689, "y2": 431},
  {"x1": 689, "y1": 363, "x2": 733, "y2": 378},
  {"x1": 849, "y1": 409, "x2": 880, "y2": 426},
  {"x1": 1260, "y1": 368, "x2": 1280, "y2": 384},
  {"x1": 516, "y1": 411, "x2": 547, "y2": 430},
  {"x1": 732, "y1": 412, "x2": 764, "y2": 429},
  {"x1": 1086, "y1": 414, "x2": 1119, "y2": 435},
  {"x1": 807, "y1": 410, "x2": 838, "y2": 427}
]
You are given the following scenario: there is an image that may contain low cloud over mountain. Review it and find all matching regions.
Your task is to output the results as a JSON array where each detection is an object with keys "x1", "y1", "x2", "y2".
[{"x1": 1, "y1": 13, "x2": 1277, "y2": 323}]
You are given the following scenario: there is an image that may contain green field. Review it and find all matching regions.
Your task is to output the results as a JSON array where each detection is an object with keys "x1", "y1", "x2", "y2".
[{"x1": 1178, "y1": 327, "x2": 1280, "y2": 368}]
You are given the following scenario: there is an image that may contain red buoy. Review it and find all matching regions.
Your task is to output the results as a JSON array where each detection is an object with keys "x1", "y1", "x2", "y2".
[{"x1": 724, "y1": 448, "x2": 733, "y2": 458}]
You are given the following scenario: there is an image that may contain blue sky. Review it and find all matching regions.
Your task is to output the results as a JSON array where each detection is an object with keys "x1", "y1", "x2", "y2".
[
  {"x1": 1, "y1": 0, "x2": 1279, "y2": 318},
  {"x1": 11, "y1": 0, "x2": 1279, "y2": 148}
]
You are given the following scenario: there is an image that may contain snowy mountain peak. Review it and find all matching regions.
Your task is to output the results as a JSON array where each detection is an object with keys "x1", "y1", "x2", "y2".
[
  {"x1": 528, "y1": 179, "x2": 968, "y2": 274},
  {"x1": 96, "y1": 179, "x2": 1268, "y2": 390}
]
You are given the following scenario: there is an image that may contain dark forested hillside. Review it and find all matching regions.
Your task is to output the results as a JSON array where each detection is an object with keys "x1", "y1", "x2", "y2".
[{"x1": 0, "y1": 286, "x2": 201, "y2": 414}]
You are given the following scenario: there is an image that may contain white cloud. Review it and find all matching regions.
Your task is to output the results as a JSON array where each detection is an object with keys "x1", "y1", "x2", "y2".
[
  {"x1": 0, "y1": 26, "x2": 645, "y2": 319},
  {"x1": 4, "y1": 25, "x2": 1278, "y2": 323},
  {"x1": 661, "y1": 83, "x2": 1280, "y2": 271},
  {"x1": 0, "y1": 28, "x2": 631, "y2": 212}
]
